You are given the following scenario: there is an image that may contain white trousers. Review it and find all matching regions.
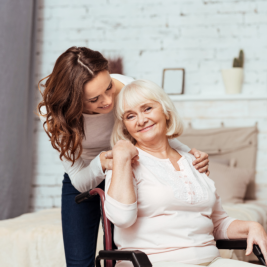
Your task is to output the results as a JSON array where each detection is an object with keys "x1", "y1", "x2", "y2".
[{"x1": 153, "y1": 257, "x2": 260, "y2": 267}]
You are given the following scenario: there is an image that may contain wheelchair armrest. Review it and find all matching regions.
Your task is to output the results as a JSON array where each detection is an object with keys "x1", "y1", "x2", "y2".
[
  {"x1": 216, "y1": 239, "x2": 247, "y2": 250},
  {"x1": 216, "y1": 239, "x2": 266, "y2": 266},
  {"x1": 96, "y1": 250, "x2": 152, "y2": 267}
]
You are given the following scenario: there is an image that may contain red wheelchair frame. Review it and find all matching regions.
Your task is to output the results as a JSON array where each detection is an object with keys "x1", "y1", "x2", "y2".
[{"x1": 75, "y1": 189, "x2": 266, "y2": 267}]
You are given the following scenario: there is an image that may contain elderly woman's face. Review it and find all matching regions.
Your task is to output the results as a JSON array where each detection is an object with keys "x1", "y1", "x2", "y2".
[{"x1": 123, "y1": 100, "x2": 168, "y2": 144}]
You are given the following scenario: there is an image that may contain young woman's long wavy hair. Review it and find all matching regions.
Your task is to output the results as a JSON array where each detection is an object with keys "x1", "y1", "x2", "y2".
[{"x1": 37, "y1": 46, "x2": 109, "y2": 165}]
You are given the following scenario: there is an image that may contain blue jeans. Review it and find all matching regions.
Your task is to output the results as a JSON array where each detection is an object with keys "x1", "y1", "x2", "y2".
[{"x1": 62, "y1": 173, "x2": 105, "y2": 267}]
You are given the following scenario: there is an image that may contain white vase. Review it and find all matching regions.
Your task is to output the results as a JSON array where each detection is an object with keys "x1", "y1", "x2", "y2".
[{"x1": 221, "y1": 68, "x2": 244, "y2": 94}]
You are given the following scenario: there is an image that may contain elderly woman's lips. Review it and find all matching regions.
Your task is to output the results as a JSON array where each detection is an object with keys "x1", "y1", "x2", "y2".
[{"x1": 138, "y1": 124, "x2": 155, "y2": 132}]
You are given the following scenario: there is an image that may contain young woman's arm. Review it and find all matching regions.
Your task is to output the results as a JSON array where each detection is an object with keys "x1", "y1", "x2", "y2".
[
  {"x1": 61, "y1": 154, "x2": 105, "y2": 192},
  {"x1": 168, "y1": 138, "x2": 191, "y2": 152},
  {"x1": 39, "y1": 109, "x2": 107, "y2": 192},
  {"x1": 169, "y1": 138, "x2": 210, "y2": 175}
]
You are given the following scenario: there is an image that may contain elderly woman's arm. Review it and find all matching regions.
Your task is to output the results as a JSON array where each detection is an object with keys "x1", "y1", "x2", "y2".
[
  {"x1": 227, "y1": 220, "x2": 267, "y2": 262},
  {"x1": 104, "y1": 140, "x2": 139, "y2": 228},
  {"x1": 107, "y1": 140, "x2": 138, "y2": 204},
  {"x1": 211, "y1": 192, "x2": 236, "y2": 240},
  {"x1": 211, "y1": 191, "x2": 267, "y2": 263}
]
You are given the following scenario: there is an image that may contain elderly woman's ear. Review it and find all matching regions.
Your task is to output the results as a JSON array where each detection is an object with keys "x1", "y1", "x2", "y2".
[
  {"x1": 190, "y1": 149, "x2": 210, "y2": 176},
  {"x1": 165, "y1": 112, "x2": 170, "y2": 121}
]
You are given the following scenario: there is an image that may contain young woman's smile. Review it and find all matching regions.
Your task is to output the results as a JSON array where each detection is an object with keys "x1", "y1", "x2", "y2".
[{"x1": 99, "y1": 103, "x2": 112, "y2": 110}]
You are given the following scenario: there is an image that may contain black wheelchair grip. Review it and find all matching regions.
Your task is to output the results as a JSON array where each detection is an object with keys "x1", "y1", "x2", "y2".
[{"x1": 75, "y1": 191, "x2": 91, "y2": 204}]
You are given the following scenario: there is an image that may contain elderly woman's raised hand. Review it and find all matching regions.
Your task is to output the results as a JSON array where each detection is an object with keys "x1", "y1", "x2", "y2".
[
  {"x1": 106, "y1": 140, "x2": 138, "y2": 205},
  {"x1": 100, "y1": 141, "x2": 139, "y2": 172},
  {"x1": 112, "y1": 140, "x2": 139, "y2": 161}
]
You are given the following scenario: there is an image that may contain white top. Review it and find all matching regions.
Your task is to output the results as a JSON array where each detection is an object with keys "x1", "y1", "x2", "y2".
[
  {"x1": 39, "y1": 74, "x2": 191, "y2": 192},
  {"x1": 104, "y1": 148, "x2": 236, "y2": 266}
]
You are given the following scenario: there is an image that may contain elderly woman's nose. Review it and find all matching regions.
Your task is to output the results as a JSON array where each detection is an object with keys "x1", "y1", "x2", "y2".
[{"x1": 137, "y1": 114, "x2": 148, "y2": 126}]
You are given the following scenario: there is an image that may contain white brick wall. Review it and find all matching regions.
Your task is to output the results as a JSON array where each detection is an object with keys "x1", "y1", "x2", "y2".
[{"x1": 32, "y1": 0, "x2": 267, "y2": 211}]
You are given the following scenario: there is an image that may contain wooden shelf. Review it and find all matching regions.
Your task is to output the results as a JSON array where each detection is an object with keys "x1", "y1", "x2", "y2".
[{"x1": 169, "y1": 94, "x2": 267, "y2": 101}]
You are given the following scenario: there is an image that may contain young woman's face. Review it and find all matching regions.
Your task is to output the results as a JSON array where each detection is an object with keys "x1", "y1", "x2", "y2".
[
  {"x1": 123, "y1": 100, "x2": 168, "y2": 145},
  {"x1": 83, "y1": 70, "x2": 117, "y2": 114}
]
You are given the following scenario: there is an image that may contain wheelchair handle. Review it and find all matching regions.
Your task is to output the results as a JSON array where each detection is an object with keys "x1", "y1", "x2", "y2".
[{"x1": 75, "y1": 190, "x2": 92, "y2": 204}]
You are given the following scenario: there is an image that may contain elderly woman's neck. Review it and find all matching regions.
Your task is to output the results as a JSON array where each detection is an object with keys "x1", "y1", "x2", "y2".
[{"x1": 136, "y1": 138, "x2": 173, "y2": 159}]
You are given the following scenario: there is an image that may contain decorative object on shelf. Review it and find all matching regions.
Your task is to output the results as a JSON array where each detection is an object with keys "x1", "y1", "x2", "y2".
[
  {"x1": 162, "y1": 68, "x2": 185, "y2": 95},
  {"x1": 108, "y1": 57, "x2": 123, "y2": 74},
  {"x1": 221, "y1": 50, "x2": 244, "y2": 94}
]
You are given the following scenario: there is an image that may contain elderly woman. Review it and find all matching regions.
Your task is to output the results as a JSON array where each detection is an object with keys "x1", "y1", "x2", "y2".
[{"x1": 104, "y1": 80, "x2": 267, "y2": 267}]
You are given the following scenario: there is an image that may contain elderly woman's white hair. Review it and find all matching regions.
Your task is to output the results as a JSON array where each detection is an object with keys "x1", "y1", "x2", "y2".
[{"x1": 111, "y1": 79, "x2": 184, "y2": 147}]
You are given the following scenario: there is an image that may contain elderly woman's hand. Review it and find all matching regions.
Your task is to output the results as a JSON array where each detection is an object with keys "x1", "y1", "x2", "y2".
[
  {"x1": 112, "y1": 140, "x2": 139, "y2": 162},
  {"x1": 189, "y1": 148, "x2": 210, "y2": 176},
  {"x1": 100, "y1": 141, "x2": 139, "y2": 172},
  {"x1": 246, "y1": 222, "x2": 267, "y2": 263},
  {"x1": 227, "y1": 220, "x2": 267, "y2": 264}
]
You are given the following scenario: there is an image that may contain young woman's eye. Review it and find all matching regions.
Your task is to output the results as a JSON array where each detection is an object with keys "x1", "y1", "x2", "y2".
[
  {"x1": 106, "y1": 84, "x2": 112, "y2": 91},
  {"x1": 89, "y1": 97, "x2": 98, "y2": 103}
]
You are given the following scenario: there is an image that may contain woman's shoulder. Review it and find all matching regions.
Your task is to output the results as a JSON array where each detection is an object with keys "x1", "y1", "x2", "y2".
[
  {"x1": 110, "y1": 73, "x2": 135, "y2": 86},
  {"x1": 177, "y1": 149, "x2": 216, "y2": 187},
  {"x1": 176, "y1": 149, "x2": 195, "y2": 162}
]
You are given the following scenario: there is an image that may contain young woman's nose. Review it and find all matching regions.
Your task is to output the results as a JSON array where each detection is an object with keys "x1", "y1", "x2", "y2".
[{"x1": 101, "y1": 94, "x2": 112, "y2": 106}]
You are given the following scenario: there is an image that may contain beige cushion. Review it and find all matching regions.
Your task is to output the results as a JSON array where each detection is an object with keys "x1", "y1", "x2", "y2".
[
  {"x1": 178, "y1": 126, "x2": 258, "y2": 199},
  {"x1": 209, "y1": 161, "x2": 253, "y2": 204}
]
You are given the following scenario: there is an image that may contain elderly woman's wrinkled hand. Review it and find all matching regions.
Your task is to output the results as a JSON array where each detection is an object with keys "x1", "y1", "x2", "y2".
[
  {"x1": 246, "y1": 222, "x2": 267, "y2": 263},
  {"x1": 100, "y1": 142, "x2": 139, "y2": 172},
  {"x1": 112, "y1": 140, "x2": 139, "y2": 163},
  {"x1": 190, "y1": 148, "x2": 210, "y2": 176}
]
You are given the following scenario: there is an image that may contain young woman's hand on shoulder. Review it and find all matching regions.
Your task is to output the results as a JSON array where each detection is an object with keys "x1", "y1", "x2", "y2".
[{"x1": 100, "y1": 151, "x2": 113, "y2": 172}]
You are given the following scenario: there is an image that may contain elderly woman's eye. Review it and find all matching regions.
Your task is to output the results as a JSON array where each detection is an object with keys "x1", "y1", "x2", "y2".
[
  {"x1": 127, "y1": 115, "x2": 134, "y2": 119},
  {"x1": 145, "y1": 107, "x2": 152, "y2": 111}
]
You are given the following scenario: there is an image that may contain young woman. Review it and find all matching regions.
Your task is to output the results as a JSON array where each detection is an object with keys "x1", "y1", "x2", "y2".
[
  {"x1": 38, "y1": 46, "x2": 210, "y2": 267},
  {"x1": 105, "y1": 79, "x2": 267, "y2": 267}
]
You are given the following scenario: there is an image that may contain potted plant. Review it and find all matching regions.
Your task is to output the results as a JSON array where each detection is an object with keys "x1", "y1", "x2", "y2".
[{"x1": 221, "y1": 50, "x2": 244, "y2": 94}]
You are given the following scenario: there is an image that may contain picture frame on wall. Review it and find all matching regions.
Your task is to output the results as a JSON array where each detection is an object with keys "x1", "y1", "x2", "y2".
[{"x1": 162, "y1": 68, "x2": 185, "y2": 95}]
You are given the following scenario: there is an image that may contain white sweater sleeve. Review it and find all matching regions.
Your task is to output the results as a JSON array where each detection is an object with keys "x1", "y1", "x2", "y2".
[
  {"x1": 168, "y1": 138, "x2": 191, "y2": 152},
  {"x1": 39, "y1": 111, "x2": 105, "y2": 193},
  {"x1": 61, "y1": 153, "x2": 105, "y2": 193},
  {"x1": 104, "y1": 170, "x2": 137, "y2": 228},
  {"x1": 212, "y1": 192, "x2": 236, "y2": 240}
]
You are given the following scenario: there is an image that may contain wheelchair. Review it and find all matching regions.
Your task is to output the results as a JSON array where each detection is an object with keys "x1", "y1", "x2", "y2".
[{"x1": 76, "y1": 189, "x2": 266, "y2": 267}]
